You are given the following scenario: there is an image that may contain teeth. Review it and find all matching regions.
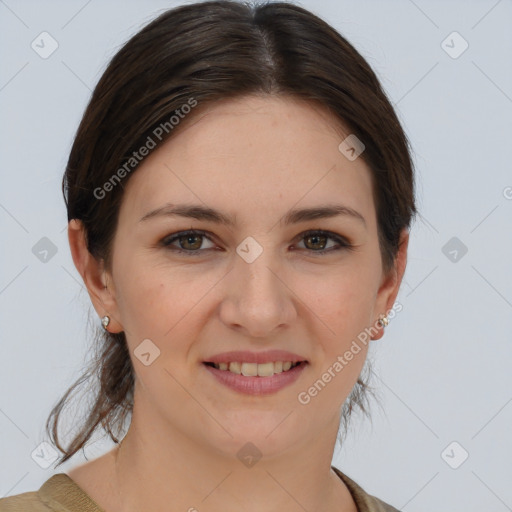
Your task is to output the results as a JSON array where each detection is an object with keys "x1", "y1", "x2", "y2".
[{"x1": 211, "y1": 361, "x2": 300, "y2": 376}]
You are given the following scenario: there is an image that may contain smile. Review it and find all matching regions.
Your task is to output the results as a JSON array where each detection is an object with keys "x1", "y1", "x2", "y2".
[
  {"x1": 204, "y1": 361, "x2": 303, "y2": 376},
  {"x1": 202, "y1": 361, "x2": 308, "y2": 395}
]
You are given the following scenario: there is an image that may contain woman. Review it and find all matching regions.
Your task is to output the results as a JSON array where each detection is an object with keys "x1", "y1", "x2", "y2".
[{"x1": 0, "y1": 1, "x2": 415, "y2": 511}]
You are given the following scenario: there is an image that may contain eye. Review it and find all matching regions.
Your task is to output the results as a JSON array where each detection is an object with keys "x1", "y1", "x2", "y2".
[
  {"x1": 160, "y1": 229, "x2": 352, "y2": 256},
  {"x1": 161, "y1": 230, "x2": 215, "y2": 254},
  {"x1": 293, "y1": 229, "x2": 352, "y2": 255}
]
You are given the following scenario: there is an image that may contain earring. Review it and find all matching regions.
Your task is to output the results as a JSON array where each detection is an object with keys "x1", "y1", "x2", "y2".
[
  {"x1": 101, "y1": 316, "x2": 111, "y2": 330},
  {"x1": 377, "y1": 314, "x2": 389, "y2": 328}
]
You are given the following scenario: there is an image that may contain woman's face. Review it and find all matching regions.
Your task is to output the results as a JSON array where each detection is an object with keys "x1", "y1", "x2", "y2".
[{"x1": 95, "y1": 95, "x2": 405, "y2": 457}]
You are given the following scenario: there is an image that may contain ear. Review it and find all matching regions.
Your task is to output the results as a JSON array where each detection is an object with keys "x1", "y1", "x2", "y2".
[
  {"x1": 68, "y1": 219, "x2": 123, "y2": 333},
  {"x1": 371, "y1": 229, "x2": 409, "y2": 340}
]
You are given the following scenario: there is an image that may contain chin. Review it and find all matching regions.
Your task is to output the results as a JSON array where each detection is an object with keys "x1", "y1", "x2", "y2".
[{"x1": 210, "y1": 414, "x2": 304, "y2": 457}]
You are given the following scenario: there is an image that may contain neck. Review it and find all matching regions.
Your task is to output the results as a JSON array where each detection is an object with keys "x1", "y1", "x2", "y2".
[{"x1": 105, "y1": 402, "x2": 355, "y2": 512}]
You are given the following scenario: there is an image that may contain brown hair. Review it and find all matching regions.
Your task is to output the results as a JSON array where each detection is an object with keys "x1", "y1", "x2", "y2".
[{"x1": 48, "y1": 0, "x2": 416, "y2": 466}]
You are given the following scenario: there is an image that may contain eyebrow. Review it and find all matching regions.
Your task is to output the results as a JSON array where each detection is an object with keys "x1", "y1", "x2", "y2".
[{"x1": 139, "y1": 203, "x2": 366, "y2": 228}]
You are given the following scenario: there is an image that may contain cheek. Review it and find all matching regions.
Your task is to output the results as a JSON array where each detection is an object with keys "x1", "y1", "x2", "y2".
[
  {"x1": 113, "y1": 258, "x2": 217, "y2": 341},
  {"x1": 299, "y1": 260, "x2": 379, "y2": 338},
  {"x1": 298, "y1": 270, "x2": 375, "y2": 403}
]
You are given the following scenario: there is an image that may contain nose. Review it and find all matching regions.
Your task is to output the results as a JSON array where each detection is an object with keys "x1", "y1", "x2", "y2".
[{"x1": 218, "y1": 248, "x2": 297, "y2": 338}]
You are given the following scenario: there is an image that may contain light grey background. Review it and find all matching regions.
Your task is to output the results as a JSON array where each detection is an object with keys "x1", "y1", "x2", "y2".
[{"x1": 1, "y1": 0, "x2": 511, "y2": 510}]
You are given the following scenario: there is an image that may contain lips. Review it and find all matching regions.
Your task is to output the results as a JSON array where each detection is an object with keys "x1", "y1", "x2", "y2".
[
  {"x1": 203, "y1": 349, "x2": 308, "y2": 365},
  {"x1": 203, "y1": 359, "x2": 307, "y2": 395}
]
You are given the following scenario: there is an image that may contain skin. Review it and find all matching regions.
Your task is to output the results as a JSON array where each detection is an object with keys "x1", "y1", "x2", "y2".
[{"x1": 67, "y1": 94, "x2": 408, "y2": 512}]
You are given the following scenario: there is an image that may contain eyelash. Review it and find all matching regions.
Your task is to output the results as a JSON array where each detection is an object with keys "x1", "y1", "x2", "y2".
[{"x1": 160, "y1": 229, "x2": 353, "y2": 256}]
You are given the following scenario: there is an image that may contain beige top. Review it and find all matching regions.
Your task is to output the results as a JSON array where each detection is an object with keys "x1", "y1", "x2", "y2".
[{"x1": 0, "y1": 466, "x2": 400, "y2": 511}]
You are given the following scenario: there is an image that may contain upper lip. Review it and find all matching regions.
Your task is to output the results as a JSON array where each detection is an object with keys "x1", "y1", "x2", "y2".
[{"x1": 204, "y1": 350, "x2": 308, "y2": 364}]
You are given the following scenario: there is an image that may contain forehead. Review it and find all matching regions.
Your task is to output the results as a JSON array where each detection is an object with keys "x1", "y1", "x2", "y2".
[{"x1": 119, "y1": 95, "x2": 376, "y2": 228}]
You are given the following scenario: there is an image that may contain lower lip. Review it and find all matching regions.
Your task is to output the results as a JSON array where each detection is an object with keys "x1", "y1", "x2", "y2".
[{"x1": 203, "y1": 362, "x2": 308, "y2": 395}]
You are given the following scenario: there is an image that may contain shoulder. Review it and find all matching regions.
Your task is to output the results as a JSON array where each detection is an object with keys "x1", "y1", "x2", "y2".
[
  {"x1": 0, "y1": 491, "x2": 52, "y2": 511},
  {"x1": 0, "y1": 473, "x2": 103, "y2": 512},
  {"x1": 332, "y1": 466, "x2": 402, "y2": 512}
]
